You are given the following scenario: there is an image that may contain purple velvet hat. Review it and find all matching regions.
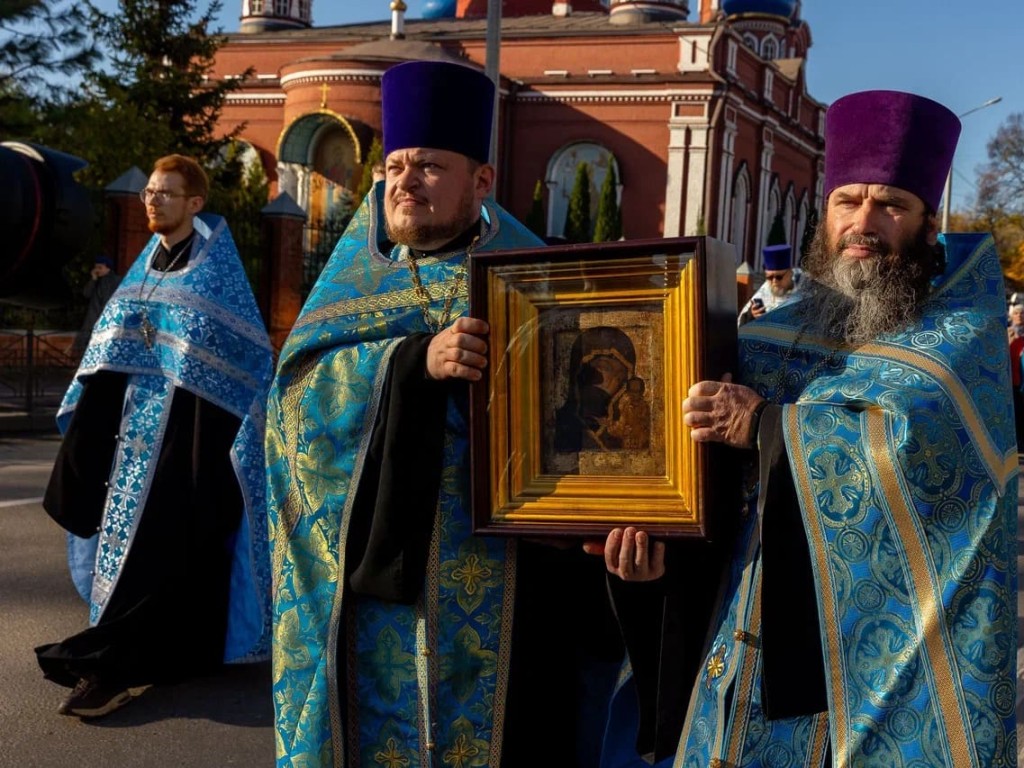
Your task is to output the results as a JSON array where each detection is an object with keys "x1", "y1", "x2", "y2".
[
  {"x1": 762, "y1": 244, "x2": 791, "y2": 271},
  {"x1": 382, "y1": 61, "x2": 494, "y2": 165},
  {"x1": 824, "y1": 90, "x2": 961, "y2": 211}
]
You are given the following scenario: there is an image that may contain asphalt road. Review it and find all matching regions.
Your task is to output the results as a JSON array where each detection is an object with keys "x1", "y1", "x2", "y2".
[
  {"x1": 0, "y1": 432, "x2": 274, "y2": 768},
  {"x1": 2, "y1": 429, "x2": 1022, "y2": 766}
]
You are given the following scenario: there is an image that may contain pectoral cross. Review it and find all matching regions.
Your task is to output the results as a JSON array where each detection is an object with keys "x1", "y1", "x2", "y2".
[{"x1": 140, "y1": 312, "x2": 155, "y2": 350}]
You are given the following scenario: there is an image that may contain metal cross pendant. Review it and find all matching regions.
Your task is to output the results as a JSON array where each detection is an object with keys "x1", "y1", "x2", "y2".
[{"x1": 140, "y1": 312, "x2": 155, "y2": 350}]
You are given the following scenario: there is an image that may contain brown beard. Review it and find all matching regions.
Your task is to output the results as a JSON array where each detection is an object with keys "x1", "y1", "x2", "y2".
[
  {"x1": 147, "y1": 214, "x2": 185, "y2": 235},
  {"x1": 385, "y1": 184, "x2": 479, "y2": 251},
  {"x1": 798, "y1": 218, "x2": 942, "y2": 345}
]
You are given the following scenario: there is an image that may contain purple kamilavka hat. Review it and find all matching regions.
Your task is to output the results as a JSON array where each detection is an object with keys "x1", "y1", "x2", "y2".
[
  {"x1": 824, "y1": 90, "x2": 961, "y2": 211},
  {"x1": 381, "y1": 61, "x2": 494, "y2": 165},
  {"x1": 762, "y1": 244, "x2": 792, "y2": 270}
]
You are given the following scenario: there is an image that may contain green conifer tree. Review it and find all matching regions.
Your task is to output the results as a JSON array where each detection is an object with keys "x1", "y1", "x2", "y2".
[
  {"x1": 525, "y1": 179, "x2": 547, "y2": 237},
  {"x1": 206, "y1": 145, "x2": 269, "y2": 292},
  {"x1": 766, "y1": 209, "x2": 788, "y2": 246},
  {"x1": 799, "y1": 207, "x2": 819, "y2": 264},
  {"x1": 0, "y1": 0, "x2": 97, "y2": 135},
  {"x1": 49, "y1": 0, "x2": 251, "y2": 186},
  {"x1": 593, "y1": 165, "x2": 622, "y2": 242},
  {"x1": 353, "y1": 135, "x2": 384, "y2": 204},
  {"x1": 563, "y1": 162, "x2": 592, "y2": 243}
]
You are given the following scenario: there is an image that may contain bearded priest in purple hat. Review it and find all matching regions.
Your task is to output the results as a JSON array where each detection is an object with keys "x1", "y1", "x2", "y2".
[
  {"x1": 267, "y1": 59, "x2": 648, "y2": 767},
  {"x1": 601, "y1": 90, "x2": 1017, "y2": 766},
  {"x1": 738, "y1": 242, "x2": 806, "y2": 325}
]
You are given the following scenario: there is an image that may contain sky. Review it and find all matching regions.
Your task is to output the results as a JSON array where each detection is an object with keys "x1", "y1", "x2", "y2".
[{"x1": 93, "y1": 0, "x2": 1023, "y2": 212}]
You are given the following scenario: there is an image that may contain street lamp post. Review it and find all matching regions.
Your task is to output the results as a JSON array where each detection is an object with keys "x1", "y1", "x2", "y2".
[
  {"x1": 485, "y1": 0, "x2": 502, "y2": 168},
  {"x1": 941, "y1": 96, "x2": 1002, "y2": 233}
]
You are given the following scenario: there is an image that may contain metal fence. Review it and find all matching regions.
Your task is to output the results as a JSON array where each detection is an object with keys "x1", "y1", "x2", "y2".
[{"x1": 0, "y1": 330, "x2": 78, "y2": 413}]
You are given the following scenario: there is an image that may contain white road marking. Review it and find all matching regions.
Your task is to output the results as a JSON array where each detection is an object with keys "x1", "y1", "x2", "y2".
[{"x1": 0, "y1": 497, "x2": 44, "y2": 508}]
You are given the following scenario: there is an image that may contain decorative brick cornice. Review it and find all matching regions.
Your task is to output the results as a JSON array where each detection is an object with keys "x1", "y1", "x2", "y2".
[
  {"x1": 517, "y1": 88, "x2": 713, "y2": 104},
  {"x1": 225, "y1": 93, "x2": 286, "y2": 105},
  {"x1": 279, "y1": 69, "x2": 386, "y2": 88}
]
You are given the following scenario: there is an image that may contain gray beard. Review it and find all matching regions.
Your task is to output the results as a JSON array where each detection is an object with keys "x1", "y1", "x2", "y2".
[
  {"x1": 798, "y1": 225, "x2": 937, "y2": 346},
  {"x1": 799, "y1": 260, "x2": 920, "y2": 346}
]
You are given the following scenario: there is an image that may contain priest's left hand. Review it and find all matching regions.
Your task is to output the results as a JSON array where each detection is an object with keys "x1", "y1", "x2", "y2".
[{"x1": 584, "y1": 527, "x2": 665, "y2": 582}]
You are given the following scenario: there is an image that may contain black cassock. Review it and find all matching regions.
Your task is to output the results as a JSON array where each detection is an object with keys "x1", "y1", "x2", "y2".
[{"x1": 36, "y1": 370, "x2": 243, "y2": 690}]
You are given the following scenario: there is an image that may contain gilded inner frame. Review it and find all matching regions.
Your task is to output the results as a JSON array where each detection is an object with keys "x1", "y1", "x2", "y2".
[{"x1": 475, "y1": 247, "x2": 708, "y2": 537}]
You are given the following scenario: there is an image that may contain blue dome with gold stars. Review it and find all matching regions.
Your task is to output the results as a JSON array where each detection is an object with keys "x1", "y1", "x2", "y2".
[{"x1": 721, "y1": 0, "x2": 796, "y2": 18}]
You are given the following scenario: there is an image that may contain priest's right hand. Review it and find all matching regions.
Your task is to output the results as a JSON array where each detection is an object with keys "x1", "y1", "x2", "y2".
[{"x1": 426, "y1": 316, "x2": 489, "y2": 381}]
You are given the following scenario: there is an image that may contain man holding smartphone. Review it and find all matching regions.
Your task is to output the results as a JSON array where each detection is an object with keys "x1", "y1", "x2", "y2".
[{"x1": 738, "y1": 243, "x2": 805, "y2": 325}]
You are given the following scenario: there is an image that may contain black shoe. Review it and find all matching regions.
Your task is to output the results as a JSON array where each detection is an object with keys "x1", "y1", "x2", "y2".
[{"x1": 58, "y1": 678, "x2": 150, "y2": 718}]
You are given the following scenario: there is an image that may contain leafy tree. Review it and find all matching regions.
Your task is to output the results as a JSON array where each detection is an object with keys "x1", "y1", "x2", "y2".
[
  {"x1": 352, "y1": 135, "x2": 383, "y2": 205},
  {"x1": 207, "y1": 142, "x2": 269, "y2": 291},
  {"x1": 525, "y1": 179, "x2": 546, "y2": 237},
  {"x1": 0, "y1": 0, "x2": 97, "y2": 136},
  {"x1": 977, "y1": 113, "x2": 1024, "y2": 217},
  {"x1": 799, "y1": 207, "x2": 819, "y2": 264},
  {"x1": 563, "y1": 162, "x2": 591, "y2": 243},
  {"x1": 27, "y1": 0, "x2": 256, "y2": 314},
  {"x1": 766, "y1": 209, "x2": 787, "y2": 246},
  {"x1": 28, "y1": 0, "x2": 249, "y2": 192},
  {"x1": 593, "y1": 165, "x2": 621, "y2": 242},
  {"x1": 0, "y1": 83, "x2": 40, "y2": 138},
  {"x1": 87, "y1": 0, "x2": 249, "y2": 168},
  {"x1": 976, "y1": 112, "x2": 1024, "y2": 284}
]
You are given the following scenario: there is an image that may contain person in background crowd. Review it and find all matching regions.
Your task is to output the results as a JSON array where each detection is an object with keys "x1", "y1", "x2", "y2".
[
  {"x1": 738, "y1": 243, "x2": 805, "y2": 325},
  {"x1": 1008, "y1": 301, "x2": 1024, "y2": 448},
  {"x1": 71, "y1": 254, "x2": 121, "y2": 358},
  {"x1": 36, "y1": 154, "x2": 274, "y2": 720}
]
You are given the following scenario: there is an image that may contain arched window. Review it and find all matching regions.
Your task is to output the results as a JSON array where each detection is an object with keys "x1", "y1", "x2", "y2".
[
  {"x1": 731, "y1": 163, "x2": 751, "y2": 265},
  {"x1": 761, "y1": 36, "x2": 778, "y2": 60},
  {"x1": 275, "y1": 0, "x2": 290, "y2": 16},
  {"x1": 298, "y1": 0, "x2": 310, "y2": 20},
  {"x1": 743, "y1": 33, "x2": 759, "y2": 52},
  {"x1": 761, "y1": 179, "x2": 781, "y2": 271},
  {"x1": 250, "y1": 0, "x2": 264, "y2": 12},
  {"x1": 795, "y1": 191, "x2": 809, "y2": 264},
  {"x1": 783, "y1": 185, "x2": 796, "y2": 245},
  {"x1": 545, "y1": 142, "x2": 620, "y2": 240}
]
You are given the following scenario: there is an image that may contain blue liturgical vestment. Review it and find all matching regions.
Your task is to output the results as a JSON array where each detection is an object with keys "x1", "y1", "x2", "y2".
[
  {"x1": 676, "y1": 233, "x2": 1017, "y2": 766},
  {"x1": 51, "y1": 213, "x2": 273, "y2": 664},
  {"x1": 266, "y1": 185, "x2": 639, "y2": 767}
]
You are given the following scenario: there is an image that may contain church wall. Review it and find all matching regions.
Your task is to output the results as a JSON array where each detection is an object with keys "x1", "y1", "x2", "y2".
[
  {"x1": 731, "y1": 43, "x2": 766, "y2": 93},
  {"x1": 768, "y1": 70, "x2": 791, "y2": 116},
  {"x1": 209, "y1": 12, "x2": 823, "y2": 265},
  {"x1": 280, "y1": 79, "x2": 383, "y2": 131},
  {"x1": 771, "y1": 137, "x2": 816, "y2": 200},
  {"x1": 798, "y1": 94, "x2": 823, "y2": 141},
  {"x1": 217, "y1": 102, "x2": 286, "y2": 185},
  {"x1": 492, "y1": 33, "x2": 680, "y2": 76},
  {"x1": 505, "y1": 97, "x2": 671, "y2": 238},
  {"x1": 727, "y1": 107, "x2": 769, "y2": 263},
  {"x1": 212, "y1": 37, "x2": 350, "y2": 79},
  {"x1": 769, "y1": 137, "x2": 817, "y2": 240}
]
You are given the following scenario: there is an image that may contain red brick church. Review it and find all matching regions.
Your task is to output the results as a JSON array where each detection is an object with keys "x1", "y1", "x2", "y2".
[{"x1": 212, "y1": 0, "x2": 824, "y2": 270}]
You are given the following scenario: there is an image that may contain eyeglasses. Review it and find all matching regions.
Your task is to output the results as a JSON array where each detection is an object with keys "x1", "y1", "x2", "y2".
[
  {"x1": 763, "y1": 272, "x2": 789, "y2": 281},
  {"x1": 139, "y1": 188, "x2": 189, "y2": 204}
]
